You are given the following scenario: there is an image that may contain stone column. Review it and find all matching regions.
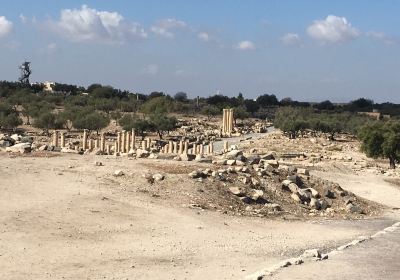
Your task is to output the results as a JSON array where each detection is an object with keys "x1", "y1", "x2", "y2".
[
  {"x1": 178, "y1": 140, "x2": 183, "y2": 154},
  {"x1": 60, "y1": 132, "x2": 65, "y2": 148},
  {"x1": 141, "y1": 140, "x2": 146, "y2": 150},
  {"x1": 52, "y1": 130, "x2": 59, "y2": 147},
  {"x1": 209, "y1": 141, "x2": 214, "y2": 154},
  {"x1": 183, "y1": 141, "x2": 188, "y2": 154},
  {"x1": 168, "y1": 141, "x2": 173, "y2": 153},
  {"x1": 82, "y1": 130, "x2": 88, "y2": 150},
  {"x1": 114, "y1": 142, "x2": 118, "y2": 155},
  {"x1": 131, "y1": 129, "x2": 136, "y2": 149},
  {"x1": 146, "y1": 138, "x2": 151, "y2": 149},
  {"x1": 222, "y1": 109, "x2": 225, "y2": 135},
  {"x1": 229, "y1": 109, "x2": 234, "y2": 135},
  {"x1": 173, "y1": 142, "x2": 178, "y2": 154},
  {"x1": 163, "y1": 145, "x2": 168, "y2": 154},
  {"x1": 88, "y1": 139, "x2": 93, "y2": 151},
  {"x1": 116, "y1": 132, "x2": 121, "y2": 153},
  {"x1": 100, "y1": 133, "x2": 105, "y2": 152},
  {"x1": 94, "y1": 138, "x2": 99, "y2": 149},
  {"x1": 199, "y1": 144, "x2": 204, "y2": 155},
  {"x1": 121, "y1": 131, "x2": 126, "y2": 153},
  {"x1": 223, "y1": 141, "x2": 229, "y2": 153},
  {"x1": 126, "y1": 133, "x2": 130, "y2": 152},
  {"x1": 106, "y1": 144, "x2": 111, "y2": 155},
  {"x1": 192, "y1": 144, "x2": 197, "y2": 155}
]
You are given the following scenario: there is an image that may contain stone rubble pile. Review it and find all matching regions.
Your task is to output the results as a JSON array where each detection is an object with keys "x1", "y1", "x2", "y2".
[
  {"x1": 187, "y1": 147, "x2": 368, "y2": 217},
  {"x1": 0, "y1": 133, "x2": 33, "y2": 154}
]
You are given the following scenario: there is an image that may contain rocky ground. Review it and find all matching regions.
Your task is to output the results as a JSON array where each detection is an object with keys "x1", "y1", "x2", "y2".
[{"x1": 0, "y1": 129, "x2": 399, "y2": 279}]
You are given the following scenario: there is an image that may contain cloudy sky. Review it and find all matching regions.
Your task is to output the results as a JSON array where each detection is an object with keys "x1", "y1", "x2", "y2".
[{"x1": 0, "y1": 0, "x2": 399, "y2": 102}]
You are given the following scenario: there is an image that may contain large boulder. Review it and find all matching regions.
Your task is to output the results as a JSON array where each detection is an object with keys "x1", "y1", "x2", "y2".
[
  {"x1": 225, "y1": 149, "x2": 243, "y2": 160},
  {"x1": 247, "y1": 155, "x2": 261, "y2": 165},
  {"x1": 0, "y1": 140, "x2": 12, "y2": 148},
  {"x1": 229, "y1": 187, "x2": 246, "y2": 196}
]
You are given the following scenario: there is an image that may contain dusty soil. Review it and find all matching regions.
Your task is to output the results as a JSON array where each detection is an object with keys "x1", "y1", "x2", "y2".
[{"x1": 0, "y1": 151, "x2": 395, "y2": 280}]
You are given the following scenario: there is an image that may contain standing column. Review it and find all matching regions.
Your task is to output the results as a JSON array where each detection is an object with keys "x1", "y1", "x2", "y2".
[
  {"x1": 52, "y1": 130, "x2": 59, "y2": 147},
  {"x1": 94, "y1": 138, "x2": 99, "y2": 149},
  {"x1": 106, "y1": 144, "x2": 111, "y2": 155},
  {"x1": 88, "y1": 139, "x2": 93, "y2": 151},
  {"x1": 164, "y1": 145, "x2": 168, "y2": 153},
  {"x1": 121, "y1": 131, "x2": 126, "y2": 153},
  {"x1": 173, "y1": 142, "x2": 178, "y2": 154},
  {"x1": 230, "y1": 109, "x2": 234, "y2": 134},
  {"x1": 60, "y1": 132, "x2": 65, "y2": 148},
  {"x1": 183, "y1": 141, "x2": 188, "y2": 154},
  {"x1": 224, "y1": 141, "x2": 229, "y2": 152},
  {"x1": 209, "y1": 141, "x2": 214, "y2": 154},
  {"x1": 168, "y1": 141, "x2": 173, "y2": 153},
  {"x1": 82, "y1": 130, "x2": 88, "y2": 150},
  {"x1": 100, "y1": 133, "x2": 105, "y2": 152},
  {"x1": 178, "y1": 140, "x2": 183, "y2": 154},
  {"x1": 199, "y1": 144, "x2": 204, "y2": 155},
  {"x1": 126, "y1": 133, "x2": 130, "y2": 152},
  {"x1": 113, "y1": 142, "x2": 118, "y2": 155},
  {"x1": 146, "y1": 138, "x2": 151, "y2": 149},
  {"x1": 222, "y1": 109, "x2": 226, "y2": 135},
  {"x1": 116, "y1": 132, "x2": 121, "y2": 153},
  {"x1": 131, "y1": 129, "x2": 136, "y2": 149},
  {"x1": 141, "y1": 140, "x2": 146, "y2": 150},
  {"x1": 192, "y1": 144, "x2": 197, "y2": 155}
]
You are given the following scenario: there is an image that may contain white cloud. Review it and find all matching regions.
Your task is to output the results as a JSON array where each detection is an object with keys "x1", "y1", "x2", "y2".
[
  {"x1": 0, "y1": 16, "x2": 13, "y2": 38},
  {"x1": 235, "y1": 40, "x2": 256, "y2": 50},
  {"x1": 367, "y1": 31, "x2": 399, "y2": 45},
  {"x1": 307, "y1": 15, "x2": 359, "y2": 44},
  {"x1": 19, "y1": 14, "x2": 28, "y2": 24},
  {"x1": 48, "y1": 5, "x2": 147, "y2": 43},
  {"x1": 174, "y1": 69, "x2": 185, "y2": 76},
  {"x1": 47, "y1": 42, "x2": 57, "y2": 51},
  {"x1": 150, "y1": 18, "x2": 187, "y2": 38},
  {"x1": 142, "y1": 64, "x2": 159, "y2": 75},
  {"x1": 280, "y1": 33, "x2": 301, "y2": 46},
  {"x1": 198, "y1": 32, "x2": 210, "y2": 42}
]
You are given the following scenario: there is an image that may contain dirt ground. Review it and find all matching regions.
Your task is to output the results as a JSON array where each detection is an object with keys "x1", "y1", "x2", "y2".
[{"x1": 0, "y1": 149, "x2": 399, "y2": 280}]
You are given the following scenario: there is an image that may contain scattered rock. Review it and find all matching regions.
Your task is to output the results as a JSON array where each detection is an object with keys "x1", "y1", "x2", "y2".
[
  {"x1": 229, "y1": 187, "x2": 246, "y2": 196},
  {"x1": 346, "y1": 203, "x2": 363, "y2": 214},
  {"x1": 297, "y1": 168, "x2": 310, "y2": 176},
  {"x1": 152, "y1": 173, "x2": 165, "y2": 182},
  {"x1": 301, "y1": 249, "x2": 321, "y2": 259},
  {"x1": 114, "y1": 170, "x2": 124, "y2": 177}
]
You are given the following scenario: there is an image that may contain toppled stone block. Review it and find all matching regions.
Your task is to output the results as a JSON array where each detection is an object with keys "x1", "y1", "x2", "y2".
[{"x1": 6, "y1": 143, "x2": 31, "y2": 154}]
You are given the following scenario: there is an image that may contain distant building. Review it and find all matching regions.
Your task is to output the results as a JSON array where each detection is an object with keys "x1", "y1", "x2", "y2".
[
  {"x1": 358, "y1": 110, "x2": 390, "y2": 120},
  {"x1": 43, "y1": 81, "x2": 55, "y2": 92}
]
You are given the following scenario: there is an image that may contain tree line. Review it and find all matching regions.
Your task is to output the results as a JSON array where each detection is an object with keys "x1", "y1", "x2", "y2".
[{"x1": 274, "y1": 107, "x2": 400, "y2": 169}]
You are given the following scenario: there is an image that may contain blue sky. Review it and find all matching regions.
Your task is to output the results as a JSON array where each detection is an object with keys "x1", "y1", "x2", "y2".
[{"x1": 0, "y1": 1, "x2": 399, "y2": 102}]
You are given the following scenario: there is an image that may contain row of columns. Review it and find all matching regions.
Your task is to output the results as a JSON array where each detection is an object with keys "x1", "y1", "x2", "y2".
[
  {"x1": 52, "y1": 129, "x2": 137, "y2": 154},
  {"x1": 114, "y1": 129, "x2": 136, "y2": 154},
  {"x1": 160, "y1": 140, "x2": 214, "y2": 156},
  {"x1": 222, "y1": 108, "x2": 234, "y2": 136},
  {"x1": 52, "y1": 130, "x2": 220, "y2": 156}
]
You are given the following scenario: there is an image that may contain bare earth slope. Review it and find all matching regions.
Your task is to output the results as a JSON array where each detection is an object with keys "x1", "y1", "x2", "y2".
[{"x1": 0, "y1": 153, "x2": 396, "y2": 280}]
